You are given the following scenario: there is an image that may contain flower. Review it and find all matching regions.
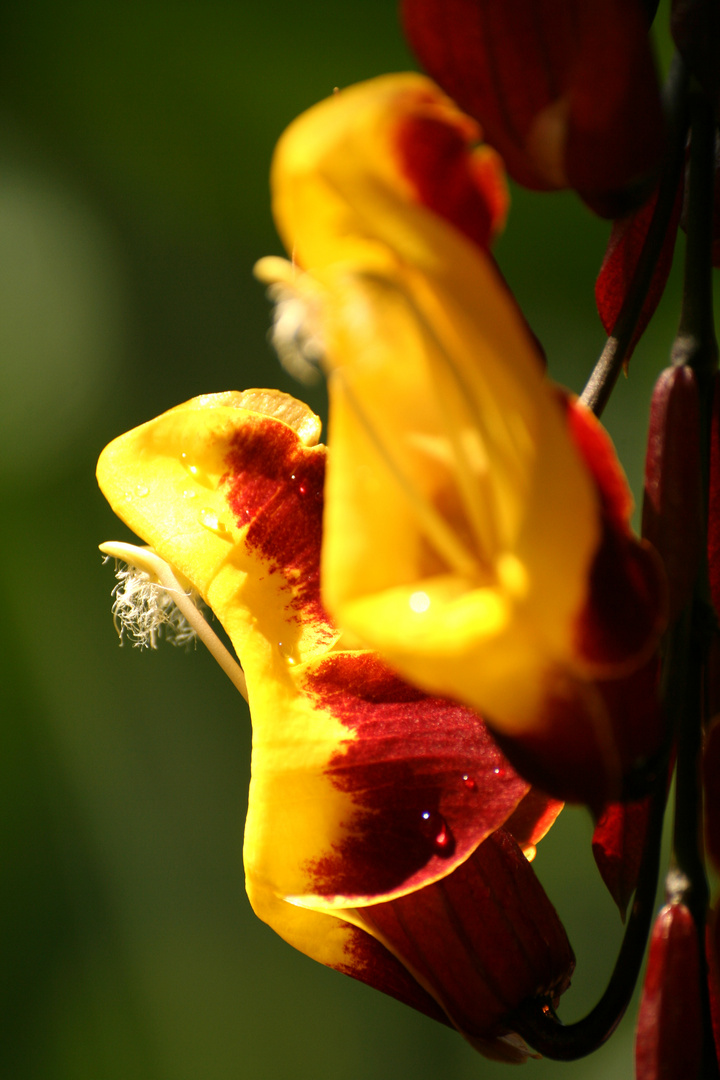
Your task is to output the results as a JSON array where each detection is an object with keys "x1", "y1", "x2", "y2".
[
  {"x1": 400, "y1": 0, "x2": 667, "y2": 217},
  {"x1": 97, "y1": 389, "x2": 572, "y2": 1058},
  {"x1": 256, "y1": 73, "x2": 666, "y2": 808}
]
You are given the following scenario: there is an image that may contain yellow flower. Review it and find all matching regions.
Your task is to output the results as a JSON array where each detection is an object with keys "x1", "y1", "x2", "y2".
[
  {"x1": 97, "y1": 389, "x2": 571, "y2": 1057},
  {"x1": 256, "y1": 73, "x2": 665, "y2": 806}
]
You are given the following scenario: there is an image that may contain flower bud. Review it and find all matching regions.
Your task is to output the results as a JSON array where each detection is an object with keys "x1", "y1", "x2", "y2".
[
  {"x1": 635, "y1": 901, "x2": 702, "y2": 1080},
  {"x1": 643, "y1": 365, "x2": 704, "y2": 622}
]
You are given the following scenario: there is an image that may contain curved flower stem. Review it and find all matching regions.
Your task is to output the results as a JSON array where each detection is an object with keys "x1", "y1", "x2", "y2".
[
  {"x1": 581, "y1": 54, "x2": 689, "y2": 418},
  {"x1": 512, "y1": 766, "x2": 667, "y2": 1060}
]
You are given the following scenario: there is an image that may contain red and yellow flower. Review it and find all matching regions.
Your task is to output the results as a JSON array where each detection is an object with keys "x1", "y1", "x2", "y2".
[
  {"x1": 97, "y1": 389, "x2": 571, "y2": 1059},
  {"x1": 256, "y1": 73, "x2": 666, "y2": 808}
]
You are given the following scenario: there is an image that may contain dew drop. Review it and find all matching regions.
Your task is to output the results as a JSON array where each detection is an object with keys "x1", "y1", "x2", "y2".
[
  {"x1": 123, "y1": 490, "x2": 133, "y2": 502},
  {"x1": 182, "y1": 489, "x2": 197, "y2": 499},
  {"x1": 199, "y1": 508, "x2": 229, "y2": 536},
  {"x1": 462, "y1": 774, "x2": 476, "y2": 791},
  {"x1": 493, "y1": 766, "x2": 506, "y2": 778},
  {"x1": 135, "y1": 484, "x2": 149, "y2": 497},
  {"x1": 180, "y1": 452, "x2": 199, "y2": 477},
  {"x1": 420, "y1": 810, "x2": 453, "y2": 854},
  {"x1": 298, "y1": 483, "x2": 308, "y2": 496},
  {"x1": 278, "y1": 640, "x2": 300, "y2": 666}
]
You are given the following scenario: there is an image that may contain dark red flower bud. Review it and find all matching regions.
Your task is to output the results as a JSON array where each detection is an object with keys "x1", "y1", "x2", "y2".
[
  {"x1": 596, "y1": 180, "x2": 684, "y2": 362},
  {"x1": 635, "y1": 901, "x2": 702, "y2": 1080},
  {"x1": 401, "y1": 0, "x2": 667, "y2": 216},
  {"x1": 643, "y1": 365, "x2": 704, "y2": 622}
]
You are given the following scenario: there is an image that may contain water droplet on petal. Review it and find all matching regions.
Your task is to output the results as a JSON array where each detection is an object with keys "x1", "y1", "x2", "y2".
[
  {"x1": 462, "y1": 774, "x2": 476, "y2": 791},
  {"x1": 420, "y1": 810, "x2": 453, "y2": 854},
  {"x1": 180, "y1": 452, "x2": 199, "y2": 477},
  {"x1": 493, "y1": 766, "x2": 506, "y2": 778},
  {"x1": 298, "y1": 483, "x2": 308, "y2": 496},
  {"x1": 278, "y1": 640, "x2": 300, "y2": 665},
  {"x1": 135, "y1": 484, "x2": 149, "y2": 497},
  {"x1": 199, "y1": 508, "x2": 229, "y2": 536},
  {"x1": 183, "y1": 489, "x2": 196, "y2": 499}
]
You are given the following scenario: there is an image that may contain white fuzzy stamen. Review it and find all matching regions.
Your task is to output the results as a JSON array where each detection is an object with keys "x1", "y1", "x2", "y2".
[
  {"x1": 107, "y1": 559, "x2": 198, "y2": 649},
  {"x1": 100, "y1": 542, "x2": 248, "y2": 701},
  {"x1": 266, "y1": 280, "x2": 325, "y2": 384}
]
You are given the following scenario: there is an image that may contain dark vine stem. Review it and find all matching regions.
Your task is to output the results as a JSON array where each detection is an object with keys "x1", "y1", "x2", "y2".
[
  {"x1": 511, "y1": 757, "x2": 667, "y2": 1060},
  {"x1": 669, "y1": 78, "x2": 719, "y2": 1080},
  {"x1": 515, "y1": 65, "x2": 720, "y2": 1068},
  {"x1": 580, "y1": 53, "x2": 689, "y2": 418}
]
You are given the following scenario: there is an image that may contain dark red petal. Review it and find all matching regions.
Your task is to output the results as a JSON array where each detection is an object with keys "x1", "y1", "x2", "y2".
[
  {"x1": 642, "y1": 365, "x2": 704, "y2": 621},
  {"x1": 636, "y1": 902, "x2": 702, "y2": 1080},
  {"x1": 401, "y1": 0, "x2": 666, "y2": 214},
  {"x1": 567, "y1": 399, "x2": 667, "y2": 669},
  {"x1": 592, "y1": 796, "x2": 653, "y2": 917},
  {"x1": 672, "y1": 0, "x2": 720, "y2": 113},
  {"x1": 334, "y1": 924, "x2": 451, "y2": 1027},
  {"x1": 563, "y1": 0, "x2": 667, "y2": 216},
  {"x1": 704, "y1": 715, "x2": 720, "y2": 875},
  {"x1": 394, "y1": 111, "x2": 508, "y2": 250},
  {"x1": 490, "y1": 655, "x2": 664, "y2": 811},
  {"x1": 302, "y1": 653, "x2": 529, "y2": 901},
  {"x1": 361, "y1": 828, "x2": 574, "y2": 1041},
  {"x1": 595, "y1": 179, "x2": 683, "y2": 360}
]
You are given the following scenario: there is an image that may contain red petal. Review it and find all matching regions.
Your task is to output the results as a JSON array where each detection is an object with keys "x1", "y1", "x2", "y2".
[
  {"x1": 636, "y1": 902, "x2": 702, "y2": 1080},
  {"x1": 394, "y1": 110, "x2": 508, "y2": 250},
  {"x1": 567, "y1": 399, "x2": 667, "y2": 669},
  {"x1": 642, "y1": 365, "x2": 704, "y2": 621},
  {"x1": 595, "y1": 180, "x2": 683, "y2": 361},
  {"x1": 503, "y1": 788, "x2": 564, "y2": 857},
  {"x1": 490, "y1": 655, "x2": 663, "y2": 811},
  {"x1": 301, "y1": 653, "x2": 529, "y2": 901},
  {"x1": 334, "y1": 924, "x2": 451, "y2": 1027},
  {"x1": 401, "y1": 0, "x2": 666, "y2": 214},
  {"x1": 361, "y1": 828, "x2": 574, "y2": 1042},
  {"x1": 592, "y1": 796, "x2": 653, "y2": 917}
]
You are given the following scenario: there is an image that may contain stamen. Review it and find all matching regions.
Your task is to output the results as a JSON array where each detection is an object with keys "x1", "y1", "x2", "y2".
[
  {"x1": 99, "y1": 541, "x2": 248, "y2": 701},
  {"x1": 254, "y1": 256, "x2": 324, "y2": 384}
]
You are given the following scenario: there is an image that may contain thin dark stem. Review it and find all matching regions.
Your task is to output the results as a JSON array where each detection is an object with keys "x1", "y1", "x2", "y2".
[
  {"x1": 581, "y1": 54, "x2": 689, "y2": 418},
  {"x1": 669, "y1": 81, "x2": 719, "y2": 1080},
  {"x1": 512, "y1": 771, "x2": 667, "y2": 1060}
]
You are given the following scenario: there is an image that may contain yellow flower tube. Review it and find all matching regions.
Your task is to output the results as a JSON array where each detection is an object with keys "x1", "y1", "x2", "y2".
[{"x1": 259, "y1": 73, "x2": 600, "y2": 735}]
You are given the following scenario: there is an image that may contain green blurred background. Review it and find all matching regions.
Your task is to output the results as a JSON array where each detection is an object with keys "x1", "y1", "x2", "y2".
[{"x1": 0, "y1": 3, "x2": 696, "y2": 1079}]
